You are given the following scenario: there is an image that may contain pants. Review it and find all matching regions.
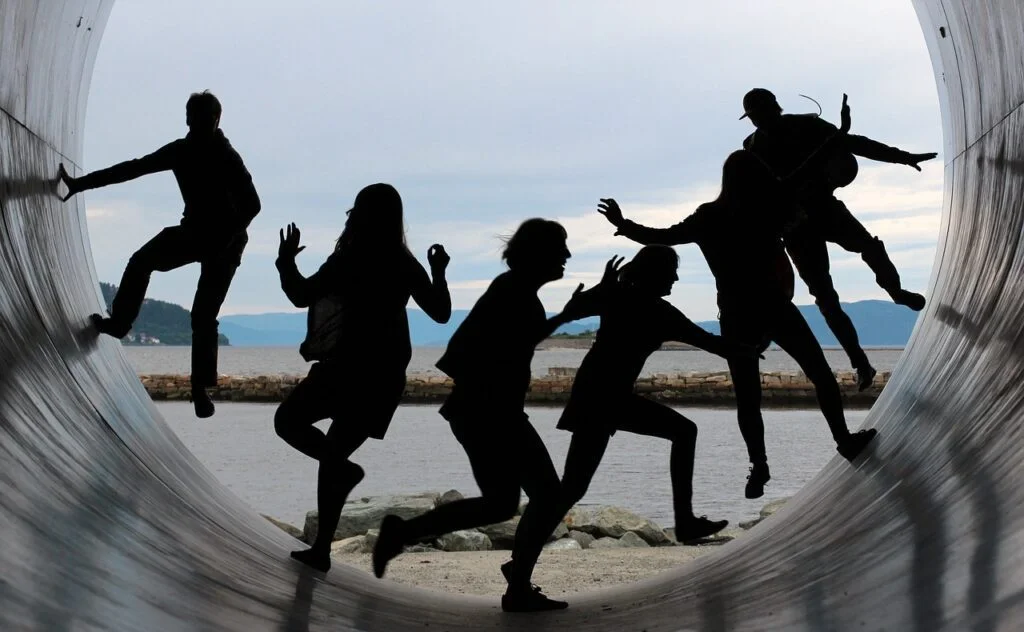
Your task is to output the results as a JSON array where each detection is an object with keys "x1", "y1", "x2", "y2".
[
  {"x1": 108, "y1": 225, "x2": 246, "y2": 387},
  {"x1": 400, "y1": 390, "x2": 560, "y2": 589},
  {"x1": 721, "y1": 302, "x2": 851, "y2": 465},
  {"x1": 784, "y1": 196, "x2": 901, "y2": 370}
]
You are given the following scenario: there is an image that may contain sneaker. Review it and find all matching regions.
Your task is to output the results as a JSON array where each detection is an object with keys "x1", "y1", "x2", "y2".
[
  {"x1": 856, "y1": 365, "x2": 877, "y2": 392},
  {"x1": 290, "y1": 548, "x2": 330, "y2": 573},
  {"x1": 889, "y1": 289, "x2": 926, "y2": 311},
  {"x1": 372, "y1": 514, "x2": 406, "y2": 578},
  {"x1": 501, "y1": 560, "x2": 542, "y2": 593},
  {"x1": 501, "y1": 587, "x2": 568, "y2": 613},
  {"x1": 837, "y1": 429, "x2": 878, "y2": 461},
  {"x1": 191, "y1": 387, "x2": 215, "y2": 419},
  {"x1": 675, "y1": 516, "x2": 729, "y2": 543},
  {"x1": 89, "y1": 313, "x2": 130, "y2": 339},
  {"x1": 745, "y1": 462, "x2": 771, "y2": 499}
]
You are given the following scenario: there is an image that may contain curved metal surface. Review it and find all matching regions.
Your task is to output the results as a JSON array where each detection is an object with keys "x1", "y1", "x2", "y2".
[{"x1": 0, "y1": 1, "x2": 1022, "y2": 630}]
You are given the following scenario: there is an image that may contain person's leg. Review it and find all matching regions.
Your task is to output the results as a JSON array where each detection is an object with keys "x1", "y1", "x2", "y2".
[
  {"x1": 373, "y1": 414, "x2": 521, "y2": 578},
  {"x1": 273, "y1": 364, "x2": 335, "y2": 460},
  {"x1": 615, "y1": 396, "x2": 727, "y2": 541},
  {"x1": 98, "y1": 226, "x2": 199, "y2": 336},
  {"x1": 784, "y1": 222, "x2": 875, "y2": 391},
  {"x1": 501, "y1": 419, "x2": 571, "y2": 611},
  {"x1": 189, "y1": 235, "x2": 246, "y2": 417},
  {"x1": 721, "y1": 312, "x2": 771, "y2": 498},
  {"x1": 771, "y1": 302, "x2": 877, "y2": 461},
  {"x1": 821, "y1": 197, "x2": 925, "y2": 311}
]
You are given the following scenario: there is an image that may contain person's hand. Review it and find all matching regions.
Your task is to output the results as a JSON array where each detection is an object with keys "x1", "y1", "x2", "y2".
[
  {"x1": 57, "y1": 163, "x2": 79, "y2": 202},
  {"x1": 427, "y1": 244, "x2": 450, "y2": 272},
  {"x1": 561, "y1": 282, "x2": 590, "y2": 321},
  {"x1": 278, "y1": 223, "x2": 305, "y2": 259},
  {"x1": 905, "y1": 152, "x2": 938, "y2": 172},
  {"x1": 839, "y1": 93, "x2": 851, "y2": 134},
  {"x1": 597, "y1": 198, "x2": 625, "y2": 228},
  {"x1": 598, "y1": 255, "x2": 626, "y2": 285}
]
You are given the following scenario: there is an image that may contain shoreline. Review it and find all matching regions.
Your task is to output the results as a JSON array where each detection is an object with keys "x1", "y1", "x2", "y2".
[{"x1": 140, "y1": 368, "x2": 888, "y2": 408}]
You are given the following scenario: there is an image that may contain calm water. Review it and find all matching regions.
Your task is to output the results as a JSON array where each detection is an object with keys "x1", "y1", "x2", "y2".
[
  {"x1": 125, "y1": 345, "x2": 906, "y2": 377},
  {"x1": 157, "y1": 402, "x2": 870, "y2": 531}
]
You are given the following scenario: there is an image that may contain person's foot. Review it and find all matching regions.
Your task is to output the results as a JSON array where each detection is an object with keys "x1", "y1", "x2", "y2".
[
  {"x1": 889, "y1": 289, "x2": 926, "y2": 311},
  {"x1": 501, "y1": 587, "x2": 568, "y2": 613},
  {"x1": 373, "y1": 515, "x2": 406, "y2": 578},
  {"x1": 191, "y1": 387, "x2": 215, "y2": 419},
  {"x1": 745, "y1": 462, "x2": 771, "y2": 499},
  {"x1": 89, "y1": 313, "x2": 130, "y2": 339},
  {"x1": 675, "y1": 515, "x2": 729, "y2": 543},
  {"x1": 837, "y1": 429, "x2": 878, "y2": 461},
  {"x1": 290, "y1": 548, "x2": 330, "y2": 573},
  {"x1": 501, "y1": 560, "x2": 542, "y2": 593},
  {"x1": 856, "y1": 365, "x2": 877, "y2": 392}
]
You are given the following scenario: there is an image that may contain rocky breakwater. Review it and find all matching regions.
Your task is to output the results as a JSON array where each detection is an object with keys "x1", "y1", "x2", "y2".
[
  {"x1": 141, "y1": 369, "x2": 887, "y2": 408},
  {"x1": 262, "y1": 491, "x2": 792, "y2": 556}
]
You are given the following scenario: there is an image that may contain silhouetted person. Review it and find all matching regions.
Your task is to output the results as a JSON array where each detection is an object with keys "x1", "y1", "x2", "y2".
[
  {"x1": 372, "y1": 219, "x2": 599, "y2": 612},
  {"x1": 740, "y1": 89, "x2": 936, "y2": 391},
  {"x1": 508, "y1": 246, "x2": 757, "y2": 585},
  {"x1": 600, "y1": 150, "x2": 878, "y2": 500},
  {"x1": 276, "y1": 183, "x2": 451, "y2": 574},
  {"x1": 57, "y1": 90, "x2": 260, "y2": 418}
]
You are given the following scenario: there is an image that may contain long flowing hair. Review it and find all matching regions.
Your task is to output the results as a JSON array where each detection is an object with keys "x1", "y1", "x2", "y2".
[{"x1": 334, "y1": 183, "x2": 411, "y2": 258}]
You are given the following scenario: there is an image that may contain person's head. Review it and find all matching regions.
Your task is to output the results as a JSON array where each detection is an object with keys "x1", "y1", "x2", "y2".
[
  {"x1": 716, "y1": 149, "x2": 794, "y2": 228},
  {"x1": 619, "y1": 245, "x2": 679, "y2": 297},
  {"x1": 186, "y1": 90, "x2": 222, "y2": 133},
  {"x1": 502, "y1": 218, "x2": 570, "y2": 283},
  {"x1": 335, "y1": 183, "x2": 408, "y2": 254},
  {"x1": 739, "y1": 88, "x2": 782, "y2": 128}
]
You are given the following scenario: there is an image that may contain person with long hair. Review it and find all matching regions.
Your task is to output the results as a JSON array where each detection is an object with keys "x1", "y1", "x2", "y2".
[
  {"x1": 275, "y1": 183, "x2": 451, "y2": 573},
  {"x1": 372, "y1": 218, "x2": 606, "y2": 612},
  {"x1": 599, "y1": 150, "x2": 878, "y2": 500}
]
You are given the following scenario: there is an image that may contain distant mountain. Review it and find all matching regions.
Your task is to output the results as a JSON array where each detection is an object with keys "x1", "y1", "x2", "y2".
[
  {"x1": 99, "y1": 282, "x2": 230, "y2": 346},
  {"x1": 219, "y1": 299, "x2": 917, "y2": 348}
]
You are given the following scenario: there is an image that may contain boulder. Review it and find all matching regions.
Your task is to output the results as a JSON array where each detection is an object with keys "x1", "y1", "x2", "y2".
[
  {"x1": 479, "y1": 516, "x2": 520, "y2": 549},
  {"x1": 760, "y1": 497, "x2": 790, "y2": 519},
  {"x1": 330, "y1": 535, "x2": 368, "y2": 554},
  {"x1": 564, "y1": 506, "x2": 670, "y2": 545},
  {"x1": 303, "y1": 492, "x2": 440, "y2": 542},
  {"x1": 589, "y1": 536, "x2": 626, "y2": 549},
  {"x1": 567, "y1": 530, "x2": 596, "y2": 549},
  {"x1": 617, "y1": 532, "x2": 650, "y2": 548},
  {"x1": 437, "y1": 530, "x2": 493, "y2": 552},
  {"x1": 438, "y1": 489, "x2": 464, "y2": 506},
  {"x1": 543, "y1": 538, "x2": 582, "y2": 551},
  {"x1": 549, "y1": 521, "x2": 569, "y2": 542},
  {"x1": 263, "y1": 515, "x2": 304, "y2": 541},
  {"x1": 738, "y1": 517, "x2": 764, "y2": 530},
  {"x1": 404, "y1": 543, "x2": 440, "y2": 553}
]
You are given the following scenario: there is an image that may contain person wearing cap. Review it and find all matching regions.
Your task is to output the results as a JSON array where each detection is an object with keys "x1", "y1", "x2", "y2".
[
  {"x1": 57, "y1": 90, "x2": 261, "y2": 419},
  {"x1": 739, "y1": 88, "x2": 936, "y2": 392}
]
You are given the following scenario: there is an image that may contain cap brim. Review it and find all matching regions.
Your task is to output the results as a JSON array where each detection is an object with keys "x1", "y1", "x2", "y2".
[{"x1": 739, "y1": 113, "x2": 749, "y2": 120}]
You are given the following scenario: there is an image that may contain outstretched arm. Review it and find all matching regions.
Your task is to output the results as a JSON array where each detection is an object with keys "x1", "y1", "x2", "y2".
[
  {"x1": 532, "y1": 256, "x2": 624, "y2": 342},
  {"x1": 409, "y1": 245, "x2": 452, "y2": 324},
  {"x1": 59, "y1": 141, "x2": 179, "y2": 201},
  {"x1": 666, "y1": 307, "x2": 760, "y2": 360},
  {"x1": 598, "y1": 198, "x2": 701, "y2": 246}
]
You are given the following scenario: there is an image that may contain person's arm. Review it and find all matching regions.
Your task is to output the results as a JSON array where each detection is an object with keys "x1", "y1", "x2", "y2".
[
  {"x1": 598, "y1": 198, "x2": 702, "y2": 246},
  {"x1": 842, "y1": 134, "x2": 936, "y2": 170},
  {"x1": 408, "y1": 246, "x2": 452, "y2": 324},
  {"x1": 61, "y1": 141, "x2": 179, "y2": 199},
  {"x1": 665, "y1": 305, "x2": 759, "y2": 359},
  {"x1": 531, "y1": 256, "x2": 624, "y2": 343},
  {"x1": 275, "y1": 224, "x2": 337, "y2": 308},
  {"x1": 225, "y1": 150, "x2": 262, "y2": 230}
]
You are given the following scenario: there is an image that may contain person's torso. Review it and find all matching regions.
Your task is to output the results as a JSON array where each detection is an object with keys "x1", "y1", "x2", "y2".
[
  {"x1": 745, "y1": 114, "x2": 838, "y2": 192},
  {"x1": 170, "y1": 132, "x2": 246, "y2": 227}
]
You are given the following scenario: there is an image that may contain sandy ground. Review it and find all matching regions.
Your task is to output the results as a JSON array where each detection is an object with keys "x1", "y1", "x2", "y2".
[{"x1": 332, "y1": 546, "x2": 720, "y2": 597}]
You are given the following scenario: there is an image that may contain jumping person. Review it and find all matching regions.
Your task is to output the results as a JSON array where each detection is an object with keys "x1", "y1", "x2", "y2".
[
  {"x1": 372, "y1": 219, "x2": 603, "y2": 613},
  {"x1": 504, "y1": 246, "x2": 758, "y2": 589},
  {"x1": 740, "y1": 89, "x2": 937, "y2": 391},
  {"x1": 57, "y1": 90, "x2": 261, "y2": 418},
  {"x1": 276, "y1": 183, "x2": 451, "y2": 574},
  {"x1": 599, "y1": 150, "x2": 878, "y2": 500}
]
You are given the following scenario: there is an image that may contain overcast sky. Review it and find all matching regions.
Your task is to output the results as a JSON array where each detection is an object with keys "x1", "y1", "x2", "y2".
[{"x1": 81, "y1": 1, "x2": 944, "y2": 321}]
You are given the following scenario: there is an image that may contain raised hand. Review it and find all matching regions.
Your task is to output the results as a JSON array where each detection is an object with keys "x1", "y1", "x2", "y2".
[
  {"x1": 905, "y1": 152, "x2": 938, "y2": 172},
  {"x1": 597, "y1": 198, "x2": 625, "y2": 227},
  {"x1": 427, "y1": 244, "x2": 450, "y2": 271},
  {"x1": 599, "y1": 255, "x2": 626, "y2": 285},
  {"x1": 278, "y1": 223, "x2": 305, "y2": 260},
  {"x1": 57, "y1": 163, "x2": 79, "y2": 202},
  {"x1": 561, "y1": 282, "x2": 589, "y2": 320},
  {"x1": 839, "y1": 93, "x2": 851, "y2": 133}
]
